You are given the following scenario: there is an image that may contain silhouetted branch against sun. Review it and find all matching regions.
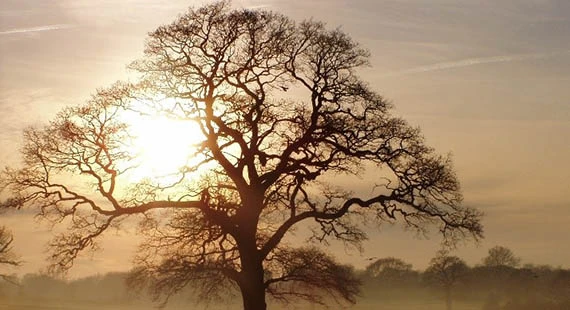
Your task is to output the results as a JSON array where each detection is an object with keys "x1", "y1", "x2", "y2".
[{"x1": 0, "y1": 1, "x2": 483, "y2": 309}]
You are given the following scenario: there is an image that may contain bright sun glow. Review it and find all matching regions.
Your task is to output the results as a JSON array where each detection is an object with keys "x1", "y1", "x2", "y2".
[{"x1": 124, "y1": 112, "x2": 204, "y2": 183}]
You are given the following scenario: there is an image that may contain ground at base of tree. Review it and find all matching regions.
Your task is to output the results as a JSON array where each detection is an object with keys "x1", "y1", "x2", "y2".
[{"x1": 0, "y1": 299, "x2": 485, "y2": 310}]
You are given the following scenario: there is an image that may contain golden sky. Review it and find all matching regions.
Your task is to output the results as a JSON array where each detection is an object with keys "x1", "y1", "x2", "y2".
[{"x1": 1, "y1": 0, "x2": 569, "y2": 277}]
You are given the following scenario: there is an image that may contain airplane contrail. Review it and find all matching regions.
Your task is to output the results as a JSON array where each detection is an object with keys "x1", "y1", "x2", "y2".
[
  {"x1": 379, "y1": 50, "x2": 570, "y2": 78},
  {"x1": 0, "y1": 24, "x2": 74, "y2": 36},
  {"x1": 244, "y1": 4, "x2": 271, "y2": 9}
]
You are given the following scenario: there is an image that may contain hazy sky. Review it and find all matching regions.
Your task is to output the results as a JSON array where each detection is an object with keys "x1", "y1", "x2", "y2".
[{"x1": 1, "y1": 0, "x2": 569, "y2": 277}]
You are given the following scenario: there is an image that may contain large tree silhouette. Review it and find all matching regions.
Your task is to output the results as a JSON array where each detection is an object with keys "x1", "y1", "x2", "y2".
[{"x1": 0, "y1": 2, "x2": 483, "y2": 309}]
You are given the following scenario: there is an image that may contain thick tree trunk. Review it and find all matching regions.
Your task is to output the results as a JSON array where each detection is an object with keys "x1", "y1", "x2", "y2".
[
  {"x1": 240, "y1": 279, "x2": 267, "y2": 310},
  {"x1": 237, "y1": 192, "x2": 267, "y2": 310},
  {"x1": 239, "y1": 252, "x2": 267, "y2": 310}
]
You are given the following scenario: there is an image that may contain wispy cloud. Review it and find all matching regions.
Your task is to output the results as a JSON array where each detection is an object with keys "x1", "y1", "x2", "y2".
[
  {"x1": 380, "y1": 50, "x2": 570, "y2": 78},
  {"x1": 0, "y1": 24, "x2": 74, "y2": 36},
  {"x1": 245, "y1": 4, "x2": 271, "y2": 9}
]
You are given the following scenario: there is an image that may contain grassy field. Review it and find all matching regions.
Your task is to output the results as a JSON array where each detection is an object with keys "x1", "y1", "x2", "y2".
[{"x1": 0, "y1": 299, "x2": 484, "y2": 310}]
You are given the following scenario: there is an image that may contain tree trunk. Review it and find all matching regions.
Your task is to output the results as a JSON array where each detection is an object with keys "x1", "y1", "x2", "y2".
[
  {"x1": 239, "y1": 253, "x2": 267, "y2": 310},
  {"x1": 240, "y1": 280, "x2": 267, "y2": 310},
  {"x1": 445, "y1": 286, "x2": 452, "y2": 310},
  {"x1": 237, "y1": 192, "x2": 267, "y2": 310}
]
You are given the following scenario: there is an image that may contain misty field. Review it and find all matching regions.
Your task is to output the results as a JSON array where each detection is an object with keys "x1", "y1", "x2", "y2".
[
  {"x1": 0, "y1": 299, "x2": 483, "y2": 310},
  {"x1": 2, "y1": 258, "x2": 569, "y2": 310}
]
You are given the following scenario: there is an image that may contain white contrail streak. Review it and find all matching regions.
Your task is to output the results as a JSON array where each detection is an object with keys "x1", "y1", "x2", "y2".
[
  {"x1": 243, "y1": 4, "x2": 271, "y2": 9},
  {"x1": 380, "y1": 50, "x2": 570, "y2": 78},
  {"x1": 0, "y1": 24, "x2": 74, "y2": 36}
]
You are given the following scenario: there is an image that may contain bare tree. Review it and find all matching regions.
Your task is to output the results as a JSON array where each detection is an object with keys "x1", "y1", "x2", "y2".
[
  {"x1": 366, "y1": 257, "x2": 413, "y2": 276},
  {"x1": 364, "y1": 257, "x2": 418, "y2": 292},
  {"x1": 483, "y1": 246, "x2": 520, "y2": 268},
  {"x1": 424, "y1": 250, "x2": 469, "y2": 310},
  {"x1": 365, "y1": 257, "x2": 413, "y2": 278},
  {"x1": 0, "y1": 226, "x2": 20, "y2": 285},
  {"x1": 0, "y1": 2, "x2": 483, "y2": 310}
]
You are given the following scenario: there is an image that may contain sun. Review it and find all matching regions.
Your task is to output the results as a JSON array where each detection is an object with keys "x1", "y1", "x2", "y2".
[{"x1": 123, "y1": 112, "x2": 205, "y2": 183}]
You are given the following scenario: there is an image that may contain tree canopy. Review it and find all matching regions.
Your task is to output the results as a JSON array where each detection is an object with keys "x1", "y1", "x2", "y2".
[
  {"x1": 0, "y1": 2, "x2": 483, "y2": 309},
  {"x1": 483, "y1": 246, "x2": 521, "y2": 268},
  {"x1": 424, "y1": 250, "x2": 469, "y2": 310},
  {"x1": 365, "y1": 257, "x2": 413, "y2": 278}
]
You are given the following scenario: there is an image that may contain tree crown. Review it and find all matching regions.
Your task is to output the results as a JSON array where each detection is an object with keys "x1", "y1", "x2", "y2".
[{"x1": 483, "y1": 245, "x2": 520, "y2": 268}]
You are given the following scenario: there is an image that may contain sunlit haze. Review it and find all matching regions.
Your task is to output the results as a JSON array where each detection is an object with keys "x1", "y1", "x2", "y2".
[{"x1": 124, "y1": 112, "x2": 204, "y2": 182}]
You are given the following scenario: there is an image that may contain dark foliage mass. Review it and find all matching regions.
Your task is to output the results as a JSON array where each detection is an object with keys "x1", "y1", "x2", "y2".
[
  {"x1": 359, "y1": 253, "x2": 570, "y2": 310},
  {"x1": 0, "y1": 1, "x2": 482, "y2": 309}
]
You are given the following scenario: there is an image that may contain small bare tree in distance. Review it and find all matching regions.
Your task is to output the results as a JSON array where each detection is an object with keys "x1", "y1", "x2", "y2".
[
  {"x1": 483, "y1": 245, "x2": 521, "y2": 268},
  {"x1": 365, "y1": 257, "x2": 413, "y2": 278},
  {"x1": 0, "y1": 226, "x2": 20, "y2": 285},
  {"x1": 0, "y1": 2, "x2": 483, "y2": 309},
  {"x1": 424, "y1": 250, "x2": 469, "y2": 310}
]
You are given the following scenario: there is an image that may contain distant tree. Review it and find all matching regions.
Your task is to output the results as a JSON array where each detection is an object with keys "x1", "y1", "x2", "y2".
[
  {"x1": 497, "y1": 266, "x2": 570, "y2": 310},
  {"x1": 0, "y1": 2, "x2": 483, "y2": 310},
  {"x1": 364, "y1": 257, "x2": 418, "y2": 289},
  {"x1": 424, "y1": 250, "x2": 469, "y2": 310},
  {"x1": 366, "y1": 257, "x2": 413, "y2": 278},
  {"x1": 0, "y1": 226, "x2": 20, "y2": 285},
  {"x1": 483, "y1": 246, "x2": 520, "y2": 268}
]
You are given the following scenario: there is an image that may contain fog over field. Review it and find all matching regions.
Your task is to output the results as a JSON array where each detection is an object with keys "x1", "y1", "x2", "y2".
[
  {"x1": 1, "y1": 0, "x2": 569, "y2": 309},
  {"x1": 1, "y1": 251, "x2": 569, "y2": 309}
]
